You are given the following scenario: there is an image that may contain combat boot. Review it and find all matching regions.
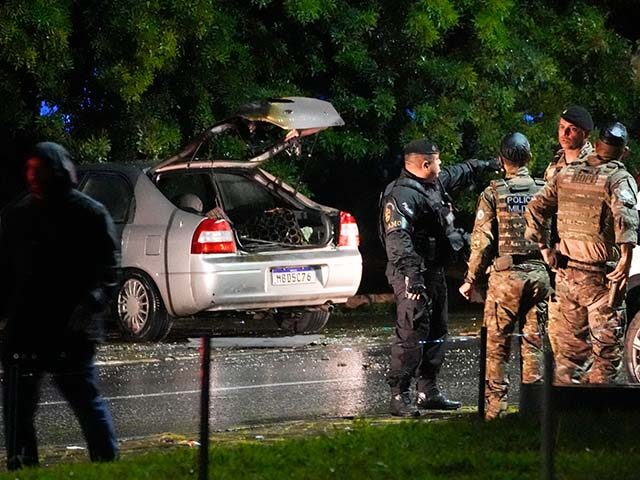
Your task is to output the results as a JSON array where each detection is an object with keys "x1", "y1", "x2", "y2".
[
  {"x1": 390, "y1": 392, "x2": 420, "y2": 417},
  {"x1": 416, "y1": 389, "x2": 461, "y2": 411}
]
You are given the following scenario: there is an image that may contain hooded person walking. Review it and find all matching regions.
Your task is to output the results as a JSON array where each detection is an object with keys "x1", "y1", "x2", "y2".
[{"x1": 0, "y1": 142, "x2": 119, "y2": 470}]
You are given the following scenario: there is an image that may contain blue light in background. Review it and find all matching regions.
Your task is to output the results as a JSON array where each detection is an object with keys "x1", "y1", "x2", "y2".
[
  {"x1": 522, "y1": 111, "x2": 544, "y2": 125},
  {"x1": 39, "y1": 100, "x2": 59, "y2": 116},
  {"x1": 405, "y1": 108, "x2": 417, "y2": 121},
  {"x1": 39, "y1": 100, "x2": 72, "y2": 132}
]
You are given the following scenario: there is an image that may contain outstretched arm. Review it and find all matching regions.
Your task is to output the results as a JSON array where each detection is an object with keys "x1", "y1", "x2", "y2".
[{"x1": 439, "y1": 158, "x2": 500, "y2": 194}]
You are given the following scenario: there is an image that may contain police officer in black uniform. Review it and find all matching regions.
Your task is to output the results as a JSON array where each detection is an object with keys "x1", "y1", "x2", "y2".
[{"x1": 380, "y1": 139, "x2": 499, "y2": 416}]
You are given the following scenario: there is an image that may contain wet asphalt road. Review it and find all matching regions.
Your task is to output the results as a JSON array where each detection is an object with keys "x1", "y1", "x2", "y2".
[{"x1": 0, "y1": 309, "x2": 523, "y2": 448}]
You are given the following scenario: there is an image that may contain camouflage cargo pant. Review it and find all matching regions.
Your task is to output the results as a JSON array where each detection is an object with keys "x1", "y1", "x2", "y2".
[
  {"x1": 553, "y1": 267, "x2": 625, "y2": 384},
  {"x1": 484, "y1": 266, "x2": 551, "y2": 420}
]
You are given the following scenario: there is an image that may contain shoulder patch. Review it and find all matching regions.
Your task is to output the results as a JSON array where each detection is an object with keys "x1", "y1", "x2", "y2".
[
  {"x1": 383, "y1": 203, "x2": 393, "y2": 224},
  {"x1": 617, "y1": 186, "x2": 636, "y2": 205},
  {"x1": 382, "y1": 201, "x2": 410, "y2": 233}
]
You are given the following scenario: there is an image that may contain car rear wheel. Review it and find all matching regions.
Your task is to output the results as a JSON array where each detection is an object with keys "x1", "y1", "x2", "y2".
[
  {"x1": 625, "y1": 311, "x2": 640, "y2": 383},
  {"x1": 117, "y1": 271, "x2": 172, "y2": 342},
  {"x1": 275, "y1": 309, "x2": 331, "y2": 334}
]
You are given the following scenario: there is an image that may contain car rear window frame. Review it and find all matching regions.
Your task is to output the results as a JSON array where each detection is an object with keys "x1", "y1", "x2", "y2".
[{"x1": 77, "y1": 171, "x2": 135, "y2": 224}]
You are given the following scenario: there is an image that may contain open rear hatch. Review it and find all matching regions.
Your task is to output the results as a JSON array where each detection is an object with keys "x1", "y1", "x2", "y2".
[
  {"x1": 149, "y1": 97, "x2": 344, "y2": 173},
  {"x1": 151, "y1": 97, "x2": 347, "y2": 252}
]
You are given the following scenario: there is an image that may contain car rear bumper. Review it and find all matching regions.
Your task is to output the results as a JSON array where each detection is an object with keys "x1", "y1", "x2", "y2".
[{"x1": 168, "y1": 247, "x2": 362, "y2": 316}]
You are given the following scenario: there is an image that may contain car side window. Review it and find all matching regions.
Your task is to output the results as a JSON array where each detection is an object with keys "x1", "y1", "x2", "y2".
[
  {"x1": 80, "y1": 173, "x2": 133, "y2": 223},
  {"x1": 156, "y1": 172, "x2": 216, "y2": 214}
]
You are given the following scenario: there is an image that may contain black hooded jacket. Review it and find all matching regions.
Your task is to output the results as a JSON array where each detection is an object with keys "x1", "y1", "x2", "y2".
[{"x1": 0, "y1": 142, "x2": 119, "y2": 357}]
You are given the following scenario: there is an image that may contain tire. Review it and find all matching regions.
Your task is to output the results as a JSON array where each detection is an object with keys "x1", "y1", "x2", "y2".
[
  {"x1": 276, "y1": 309, "x2": 331, "y2": 334},
  {"x1": 625, "y1": 312, "x2": 640, "y2": 383},
  {"x1": 116, "y1": 271, "x2": 172, "y2": 342}
]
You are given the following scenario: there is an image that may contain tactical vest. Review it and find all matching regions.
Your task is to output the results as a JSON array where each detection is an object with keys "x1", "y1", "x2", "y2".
[
  {"x1": 557, "y1": 161, "x2": 622, "y2": 243},
  {"x1": 378, "y1": 176, "x2": 458, "y2": 265},
  {"x1": 492, "y1": 175, "x2": 544, "y2": 257}
]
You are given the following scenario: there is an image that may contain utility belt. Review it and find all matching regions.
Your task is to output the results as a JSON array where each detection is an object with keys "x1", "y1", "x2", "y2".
[
  {"x1": 561, "y1": 256, "x2": 614, "y2": 273},
  {"x1": 492, "y1": 254, "x2": 543, "y2": 272}
]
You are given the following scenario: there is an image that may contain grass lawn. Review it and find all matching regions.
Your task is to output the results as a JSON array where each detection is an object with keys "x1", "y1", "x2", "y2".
[{"x1": 1, "y1": 410, "x2": 638, "y2": 479}]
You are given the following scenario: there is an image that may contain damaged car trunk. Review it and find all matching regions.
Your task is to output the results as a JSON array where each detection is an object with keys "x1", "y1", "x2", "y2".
[
  {"x1": 215, "y1": 170, "x2": 336, "y2": 251},
  {"x1": 151, "y1": 97, "x2": 346, "y2": 253}
]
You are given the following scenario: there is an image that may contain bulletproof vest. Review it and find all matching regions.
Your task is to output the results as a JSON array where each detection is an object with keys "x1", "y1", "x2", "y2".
[
  {"x1": 557, "y1": 161, "x2": 623, "y2": 243},
  {"x1": 492, "y1": 175, "x2": 543, "y2": 256},
  {"x1": 379, "y1": 176, "x2": 458, "y2": 265}
]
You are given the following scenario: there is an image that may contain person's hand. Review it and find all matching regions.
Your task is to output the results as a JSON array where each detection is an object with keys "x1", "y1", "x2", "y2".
[
  {"x1": 467, "y1": 158, "x2": 501, "y2": 172},
  {"x1": 459, "y1": 282, "x2": 474, "y2": 301},
  {"x1": 459, "y1": 282, "x2": 485, "y2": 303},
  {"x1": 484, "y1": 157, "x2": 502, "y2": 172},
  {"x1": 540, "y1": 247, "x2": 558, "y2": 270},
  {"x1": 405, "y1": 274, "x2": 427, "y2": 301},
  {"x1": 607, "y1": 244, "x2": 633, "y2": 289}
]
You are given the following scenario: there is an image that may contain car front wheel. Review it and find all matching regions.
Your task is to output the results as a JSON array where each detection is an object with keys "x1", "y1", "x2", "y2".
[
  {"x1": 116, "y1": 271, "x2": 172, "y2": 342},
  {"x1": 625, "y1": 311, "x2": 640, "y2": 383}
]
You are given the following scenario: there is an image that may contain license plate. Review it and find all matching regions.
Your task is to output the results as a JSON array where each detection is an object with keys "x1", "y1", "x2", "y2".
[{"x1": 271, "y1": 266, "x2": 315, "y2": 286}]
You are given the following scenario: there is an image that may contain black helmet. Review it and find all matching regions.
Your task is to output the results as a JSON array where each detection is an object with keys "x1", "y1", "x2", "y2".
[
  {"x1": 600, "y1": 121, "x2": 628, "y2": 147},
  {"x1": 500, "y1": 132, "x2": 531, "y2": 165}
]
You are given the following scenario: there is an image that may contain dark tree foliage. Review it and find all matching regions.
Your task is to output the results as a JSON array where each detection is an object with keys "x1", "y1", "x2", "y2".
[{"x1": 1, "y1": 0, "x2": 639, "y2": 198}]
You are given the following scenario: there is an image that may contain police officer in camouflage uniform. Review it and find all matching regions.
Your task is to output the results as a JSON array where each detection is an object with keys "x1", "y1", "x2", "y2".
[
  {"x1": 379, "y1": 139, "x2": 499, "y2": 416},
  {"x1": 544, "y1": 106, "x2": 595, "y2": 359},
  {"x1": 459, "y1": 133, "x2": 551, "y2": 420},
  {"x1": 525, "y1": 122, "x2": 639, "y2": 384}
]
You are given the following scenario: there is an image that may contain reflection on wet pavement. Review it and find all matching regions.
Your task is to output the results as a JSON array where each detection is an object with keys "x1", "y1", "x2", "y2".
[{"x1": 1, "y1": 308, "x2": 503, "y2": 449}]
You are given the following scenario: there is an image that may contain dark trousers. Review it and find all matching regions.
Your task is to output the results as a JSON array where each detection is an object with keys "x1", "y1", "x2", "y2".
[
  {"x1": 2, "y1": 346, "x2": 118, "y2": 470},
  {"x1": 387, "y1": 268, "x2": 448, "y2": 394}
]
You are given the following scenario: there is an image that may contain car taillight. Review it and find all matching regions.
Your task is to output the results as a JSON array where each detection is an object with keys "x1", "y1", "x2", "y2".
[
  {"x1": 191, "y1": 218, "x2": 237, "y2": 254},
  {"x1": 338, "y1": 211, "x2": 360, "y2": 248}
]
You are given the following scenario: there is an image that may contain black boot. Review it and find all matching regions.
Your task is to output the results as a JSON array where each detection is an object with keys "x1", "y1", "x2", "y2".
[
  {"x1": 390, "y1": 392, "x2": 420, "y2": 417},
  {"x1": 416, "y1": 390, "x2": 461, "y2": 411}
]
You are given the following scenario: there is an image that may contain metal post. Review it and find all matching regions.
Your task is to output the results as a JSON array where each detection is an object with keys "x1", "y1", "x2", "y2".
[
  {"x1": 541, "y1": 344, "x2": 554, "y2": 480},
  {"x1": 478, "y1": 326, "x2": 487, "y2": 419},
  {"x1": 199, "y1": 335, "x2": 211, "y2": 480},
  {"x1": 6, "y1": 362, "x2": 19, "y2": 470}
]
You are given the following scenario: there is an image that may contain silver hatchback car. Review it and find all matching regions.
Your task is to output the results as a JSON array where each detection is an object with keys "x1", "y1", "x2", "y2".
[{"x1": 78, "y1": 98, "x2": 362, "y2": 341}]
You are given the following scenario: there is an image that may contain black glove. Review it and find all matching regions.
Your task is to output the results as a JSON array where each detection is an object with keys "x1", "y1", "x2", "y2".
[
  {"x1": 405, "y1": 274, "x2": 427, "y2": 301},
  {"x1": 483, "y1": 158, "x2": 502, "y2": 172},
  {"x1": 466, "y1": 158, "x2": 501, "y2": 173}
]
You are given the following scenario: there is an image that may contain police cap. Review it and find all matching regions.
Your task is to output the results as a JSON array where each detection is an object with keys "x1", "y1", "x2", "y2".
[
  {"x1": 499, "y1": 132, "x2": 531, "y2": 164},
  {"x1": 560, "y1": 105, "x2": 594, "y2": 132},
  {"x1": 599, "y1": 121, "x2": 628, "y2": 147},
  {"x1": 404, "y1": 139, "x2": 440, "y2": 156}
]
